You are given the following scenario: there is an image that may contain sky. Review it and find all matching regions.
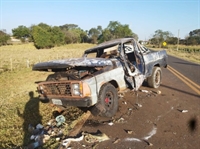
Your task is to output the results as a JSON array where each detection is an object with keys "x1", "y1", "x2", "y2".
[{"x1": 0, "y1": 0, "x2": 199, "y2": 40}]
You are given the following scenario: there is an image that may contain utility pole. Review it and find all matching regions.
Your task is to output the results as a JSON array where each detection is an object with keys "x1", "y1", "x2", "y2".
[{"x1": 177, "y1": 29, "x2": 180, "y2": 51}]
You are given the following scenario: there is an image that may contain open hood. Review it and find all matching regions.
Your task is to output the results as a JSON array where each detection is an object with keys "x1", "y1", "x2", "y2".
[{"x1": 32, "y1": 57, "x2": 113, "y2": 71}]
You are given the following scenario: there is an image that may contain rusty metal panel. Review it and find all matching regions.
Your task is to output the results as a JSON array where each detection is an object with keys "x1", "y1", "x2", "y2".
[{"x1": 33, "y1": 58, "x2": 113, "y2": 71}]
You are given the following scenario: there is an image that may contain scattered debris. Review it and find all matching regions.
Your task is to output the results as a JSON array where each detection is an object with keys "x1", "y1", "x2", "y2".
[
  {"x1": 181, "y1": 110, "x2": 188, "y2": 113},
  {"x1": 152, "y1": 90, "x2": 161, "y2": 94},
  {"x1": 55, "y1": 115, "x2": 66, "y2": 127},
  {"x1": 148, "y1": 142, "x2": 153, "y2": 146},
  {"x1": 83, "y1": 131, "x2": 110, "y2": 143},
  {"x1": 113, "y1": 138, "x2": 120, "y2": 144},
  {"x1": 124, "y1": 129, "x2": 133, "y2": 134},
  {"x1": 114, "y1": 117, "x2": 127, "y2": 123},
  {"x1": 122, "y1": 101, "x2": 127, "y2": 104},
  {"x1": 124, "y1": 137, "x2": 141, "y2": 142},
  {"x1": 124, "y1": 125, "x2": 157, "y2": 146},
  {"x1": 108, "y1": 122, "x2": 114, "y2": 126},
  {"x1": 62, "y1": 135, "x2": 84, "y2": 147},
  {"x1": 136, "y1": 103, "x2": 142, "y2": 107},
  {"x1": 142, "y1": 125, "x2": 157, "y2": 140},
  {"x1": 143, "y1": 140, "x2": 153, "y2": 146},
  {"x1": 127, "y1": 108, "x2": 133, "y2": 115},
  {"x1": 36, "y1": 123, "x2": 43, "y2": 129},
  {"x1": 140, "y1": 89, "x2": 149, "y2": 93},
  {"x1": 177, "y1": 109, "x2": 188, "y2": 113},
  {"x1": 118, "y1": 93, "x2": 124, "y2": 98}
]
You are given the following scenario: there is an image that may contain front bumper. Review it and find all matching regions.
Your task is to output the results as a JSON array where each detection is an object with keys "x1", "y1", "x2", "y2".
[{"x1": 39, "y1": 96, "x2": 93, "y2": 107}]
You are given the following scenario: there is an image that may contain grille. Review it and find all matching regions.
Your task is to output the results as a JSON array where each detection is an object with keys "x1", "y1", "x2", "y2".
[{"x1": 43, "y1": 82, "x2": 72, "y2": 96}]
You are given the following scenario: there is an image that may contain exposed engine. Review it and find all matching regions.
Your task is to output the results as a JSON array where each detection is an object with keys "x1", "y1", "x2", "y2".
[{"x1": 46, "y1": 66, "x2": 103, "y2": 81}]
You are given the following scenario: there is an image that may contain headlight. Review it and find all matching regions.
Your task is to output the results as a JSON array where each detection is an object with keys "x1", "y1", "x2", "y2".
[
  {"x1": 72, "y1": 83, "x2": 81, "y2": 96},
  {"x1": 38, "y1": 85, "x2": 44, "y2": 94}
]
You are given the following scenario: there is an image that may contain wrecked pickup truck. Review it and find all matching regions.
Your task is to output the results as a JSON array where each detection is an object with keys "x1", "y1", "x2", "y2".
[{"x1": 33, "y1": 38, "x2": 167, "y2": 117}]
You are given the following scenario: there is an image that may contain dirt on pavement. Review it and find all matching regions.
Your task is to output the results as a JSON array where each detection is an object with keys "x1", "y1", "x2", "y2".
[{"x1": 66, "y1": 68, "x2": 200, "y2": 149}]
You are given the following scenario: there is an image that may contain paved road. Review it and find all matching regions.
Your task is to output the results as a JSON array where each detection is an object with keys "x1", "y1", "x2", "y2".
[
  {"x1": 168, "y1": 55, "x2": 200, "y2": 85},
  {"x1": 67, "y1": 65, "x2": 200, "y2": 149},
  {"x1": 59, "y1": 54, "x2": 200, "y2": 149}
]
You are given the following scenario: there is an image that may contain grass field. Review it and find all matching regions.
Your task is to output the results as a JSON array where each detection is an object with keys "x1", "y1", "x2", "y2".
[
  {"x1": 0, "y1": 43, "x2": 95, "y2": 148},
  {"x1": 0, "y1": 43, "x2": 199, "y2": 148},
  {"x1": 148, "y1": 44, "x2": 200, "y2": 64}
]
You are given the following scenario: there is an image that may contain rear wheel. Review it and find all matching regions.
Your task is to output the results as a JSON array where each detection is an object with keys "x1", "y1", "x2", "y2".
[
  {"x1": 147, "y1": 67, "x2": 162, "y2": 88},
  {"x1": 98, "y1": 83, "x2": 118, "y2": 117}
]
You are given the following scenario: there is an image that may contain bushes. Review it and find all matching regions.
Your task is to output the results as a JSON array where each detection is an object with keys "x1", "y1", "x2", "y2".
[
  {"x1": 0, "y1": 30, "x2": 10, "y2": 46},
  {"x1": 32, "y1": 24, "x2": 65, "y2": 49}
]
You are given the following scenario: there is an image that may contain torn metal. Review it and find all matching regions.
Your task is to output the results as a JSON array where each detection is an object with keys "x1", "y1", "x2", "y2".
[{"x1": 33, "y1": 38, "x2": 168, "y2": 117}]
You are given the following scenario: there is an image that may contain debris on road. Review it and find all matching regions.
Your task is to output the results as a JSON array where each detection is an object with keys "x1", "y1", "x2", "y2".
[
  {"x1": 140, "y1": 89, "x2": 149, "y2": 93},
  {"x1": 83, "y1": 131, "x2": 110, "y2": 143},
  {"x1": 178, "y1": 109, "x2": 188, "y2": 113},
  {"x1": 113, "y1": 138, "x2": 120, "y2": 144},
  {"x1": 152, "y1": 90, "x2": 162, "y2": 95},
  {"x1": 62, "y1": 135, "x2": 84, "y2": 147},
  {"x1": 122, "y1": 101, "x2": 127, "y2": 104},
  {"x1": 108, "y1": 122, "x2": 114, "y2": 126},
  {"x1": 124, "y1": 129, "x2": 134, "y2": 134},
  {"x1": 114, "y1": 117, "x2": 127, "y2": 123},
  {"x1": 181, "y1": 110, "x2": 188, "y2": 113},
  {"x1": 136, "y1": 103, "x2": 142, "y2": 107}
]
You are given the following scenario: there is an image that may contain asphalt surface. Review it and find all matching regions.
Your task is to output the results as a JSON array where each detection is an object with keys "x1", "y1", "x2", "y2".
[
  {"x1": 64, "y1": 55, "x2": 200, "y2": 149},
  {"x1": 167, "y1": 55, "x2": 200, "y2": 85}
]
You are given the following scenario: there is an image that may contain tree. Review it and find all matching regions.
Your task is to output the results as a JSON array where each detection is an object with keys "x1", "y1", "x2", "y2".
[
  {"x1": 189, "y1": 29, "x2": 200, "y2": 37},
  {"x1": 98, "y1": 21, "x2": 138, "y2": 43},
  {"x1": 186, "y1": 29, "x2": 200, "y2": 45},
  {"x1": 88, "y1": 28, "x2": 100, "y2": 44},
  {"x1": 166, "y1": 37, "x2": 178, "y2": 45},
  {"x1": 60, "y1": 24, "x2": 87, "y2": 44},
  {"x1": 50, "y1": 26, "x2": 65, "y2": 46},
  {"x1": 38, "y1": 23, "x2": 51, "y2": 31},
  {"x1": 32, "y1": 26, "x2": 53, "y2": 49},
  {"x1": 98, "y1": 29, "x2": 112, "y2": 43},
  {"x1": 186, "y1": 36, "x2": 200, "y2": 45},
  {"x1": 59, "y1": 24, "x2": 78, "y2": 31},
  {"x1": 12, "y1": 25, "x2": 30, "y2": 42},
  {"x1": 152, "y1": 30, "x2": 173, "y2": 47},
  {"x1": 0, "y1": 30, "x2": 10, "y2": 46}
]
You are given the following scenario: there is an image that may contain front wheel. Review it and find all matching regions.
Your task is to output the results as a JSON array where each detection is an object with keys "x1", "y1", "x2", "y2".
[
  {"x1": 147, "y1": 67, "x2": 162, "y2": 88},
  {"x1": 98, "y1": 83, "x2": 118, "y2": 117}
]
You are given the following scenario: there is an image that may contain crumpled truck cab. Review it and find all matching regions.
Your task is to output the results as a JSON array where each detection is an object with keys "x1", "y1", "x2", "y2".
[{"x1": 33, "y1": 38, "x2": 167, "y2": 117}]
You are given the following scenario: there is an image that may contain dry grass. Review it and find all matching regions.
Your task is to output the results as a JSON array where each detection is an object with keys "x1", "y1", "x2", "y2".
[
  {"x1": 148, "y1": 45, "x2": 200, "y2": 64},
  {"x1": 0, "y1": 43, "x2": 95, "y2": 148},
  {"x1": 0, "y1": 43, "x2": 94, "y2": 71}
]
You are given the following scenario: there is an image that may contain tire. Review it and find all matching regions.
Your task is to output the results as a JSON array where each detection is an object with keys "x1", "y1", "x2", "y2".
[
  {"x1": 147, "y1": 67, "x2": 162, "y2": 88},
  {"x1": 98, "y1": 83, "x2": 118, "y2": 117}
]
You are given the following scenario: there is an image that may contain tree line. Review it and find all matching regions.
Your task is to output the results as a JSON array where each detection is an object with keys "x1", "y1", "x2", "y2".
[
  {"x1": 0, "y1": 21, "x2": 137, "y2": 49},
  {"x1": 149, "y1": 29, "x2": 200, "y2": 48},
  {"x1": 0, "y1": 21, "x2": 199, "y2": 48}
]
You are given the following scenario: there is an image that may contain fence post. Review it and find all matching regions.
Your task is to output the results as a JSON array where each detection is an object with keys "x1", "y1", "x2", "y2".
[
  {"x1": 10, "y1": 58, "x2": 13, "y2": 71},
  {"x1": 27, "y1": 59, "x2": 30, "y2": 68}
]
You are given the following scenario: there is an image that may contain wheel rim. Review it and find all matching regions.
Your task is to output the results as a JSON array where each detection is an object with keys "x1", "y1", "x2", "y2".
[
  {"x1": 155, "y1": 70, "x2": 161, "y2": 85},
  {"x1": 104, "y1": 91, "x2": 114, "y2": 109}
]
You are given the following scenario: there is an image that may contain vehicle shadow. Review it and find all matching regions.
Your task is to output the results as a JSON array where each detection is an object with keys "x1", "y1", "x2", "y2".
[
  {"x1": 161, "y1": 84, "x2": 199, "y2": 98},
  {"x1": 174, "y1": 61, "x2": 200, "y2": 66},
  {"x1": 17, "y1": 91, "x2": 42, "y2": 147}
]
